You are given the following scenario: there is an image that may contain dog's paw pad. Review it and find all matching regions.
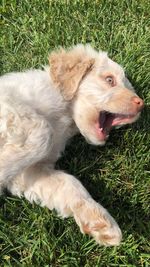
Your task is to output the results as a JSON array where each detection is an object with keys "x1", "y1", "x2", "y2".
[{"x1": 74, "y1": 200, "x2": 122, "y2": 246}]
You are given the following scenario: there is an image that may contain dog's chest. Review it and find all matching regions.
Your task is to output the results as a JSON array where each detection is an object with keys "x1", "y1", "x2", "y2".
[{"x1": 48, "y1": 115, "x2": 77, "y2": 163}]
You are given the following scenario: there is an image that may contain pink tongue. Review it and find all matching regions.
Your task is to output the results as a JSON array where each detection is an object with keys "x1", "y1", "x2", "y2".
[{"x1": 111, "y1": 114, "x2": 131, "y2": 126}]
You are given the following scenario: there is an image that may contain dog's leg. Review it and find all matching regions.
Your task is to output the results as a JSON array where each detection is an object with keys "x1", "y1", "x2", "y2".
[
  {"x1": 0, "y1": 102, "x2": 53, "y2": 190},
  {"x1": 10, "y1": 167, "x2": 122, "y2": 246}
]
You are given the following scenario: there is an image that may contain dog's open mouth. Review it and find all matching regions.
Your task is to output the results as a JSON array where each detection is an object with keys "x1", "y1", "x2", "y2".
[{"x1": 97, "y1": 111, "x2": 138, "y2": 141}]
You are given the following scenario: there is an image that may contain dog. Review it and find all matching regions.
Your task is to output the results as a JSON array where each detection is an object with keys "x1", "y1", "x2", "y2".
[{"x1": 0, "y1": 44, "x2": 144, "y2": 246}]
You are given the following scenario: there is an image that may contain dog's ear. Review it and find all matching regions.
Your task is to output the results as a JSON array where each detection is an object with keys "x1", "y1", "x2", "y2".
[{"x1": 49, "y1": 49, "x2": 94, "y2": 100}]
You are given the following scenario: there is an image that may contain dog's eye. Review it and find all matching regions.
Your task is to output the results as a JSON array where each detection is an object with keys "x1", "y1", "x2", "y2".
[{"x1": 105, "y1": 76, "x2": 115, "y2": 86}]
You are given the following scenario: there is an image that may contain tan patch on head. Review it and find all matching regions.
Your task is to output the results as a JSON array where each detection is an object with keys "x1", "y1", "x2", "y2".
[{"x1": 49, "y1": 48, "x2": 95, "y2": 100}]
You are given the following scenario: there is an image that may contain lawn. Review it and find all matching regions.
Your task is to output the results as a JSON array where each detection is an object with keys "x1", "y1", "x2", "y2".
[{"x1": 0, "y1": 0, "x2": 150, "y2": 266}]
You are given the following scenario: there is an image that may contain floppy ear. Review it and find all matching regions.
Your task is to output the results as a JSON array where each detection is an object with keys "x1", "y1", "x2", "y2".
[{"x1": 49, "y1": 48, "x2": 94, "y2": 100}]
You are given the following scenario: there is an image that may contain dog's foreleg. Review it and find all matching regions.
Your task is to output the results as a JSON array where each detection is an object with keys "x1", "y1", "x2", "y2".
[{"x1": 22, "y1": 168, "x2": 122, "y2": 246}]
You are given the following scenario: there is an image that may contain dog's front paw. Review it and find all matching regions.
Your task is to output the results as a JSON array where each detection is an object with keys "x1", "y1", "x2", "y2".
[{"x1": 73, "y1": 200, "x2": 122, "y2": 246}]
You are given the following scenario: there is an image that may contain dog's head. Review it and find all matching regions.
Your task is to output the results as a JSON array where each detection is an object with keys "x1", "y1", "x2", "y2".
[{"x1": 49, "y1": 44, "x2": 144, "y2": 145}]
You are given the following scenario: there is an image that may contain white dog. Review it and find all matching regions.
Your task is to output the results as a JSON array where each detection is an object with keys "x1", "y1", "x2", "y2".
[{"x1": 0, "y1": 44, "x2": 144, "y2": 246}]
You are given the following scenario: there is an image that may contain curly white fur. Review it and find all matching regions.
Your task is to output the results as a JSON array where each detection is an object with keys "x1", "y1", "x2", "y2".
[{"x1": 0, "y1": 44, "x2": 144, "y2": 246}]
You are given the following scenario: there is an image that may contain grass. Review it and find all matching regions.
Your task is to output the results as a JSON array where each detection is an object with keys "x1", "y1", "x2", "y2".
[{"x1": 0, "y1": 0, "x2": 150, "y2": 266}]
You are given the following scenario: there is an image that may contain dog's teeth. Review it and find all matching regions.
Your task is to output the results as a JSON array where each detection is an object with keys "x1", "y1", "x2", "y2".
[{"x1": 99, "y1": 128, "x2": 103, "y2": 131}]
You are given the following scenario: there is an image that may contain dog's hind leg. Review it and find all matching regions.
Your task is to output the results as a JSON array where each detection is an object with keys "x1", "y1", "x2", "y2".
[
  {"x1": 0, "y1": 101, "x2": 53, "y2": 191},
  {"x1": 11, "y1": 166, "x2": 122, "y2": 246}
]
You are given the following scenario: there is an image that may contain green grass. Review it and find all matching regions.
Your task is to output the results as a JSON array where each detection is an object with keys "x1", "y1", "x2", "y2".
[{"x1": 0, "y1": 0, "x2": 150, "y2": 266}]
